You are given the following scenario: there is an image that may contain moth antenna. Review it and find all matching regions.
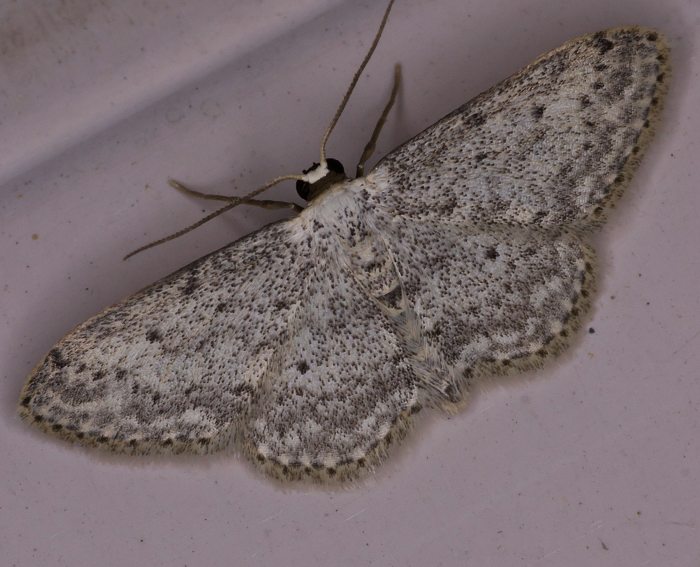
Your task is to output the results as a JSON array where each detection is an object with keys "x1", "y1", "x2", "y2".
[
  {"x1": 126, "y1": 1, "x2": 395, "y2": 260},
  {"x1": 356, "y1": 63, "x2": 402, "y2": 178},
  {"x1": 319, "y1": 0, "x2": 395, "y2": 164},
  {"x1": 124, "y1": 173, "x2": 303, "y2": 260}
]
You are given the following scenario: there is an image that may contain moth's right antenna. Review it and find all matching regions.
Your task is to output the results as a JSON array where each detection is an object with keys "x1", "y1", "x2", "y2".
[{"x1": 319, "y1": 0, "x2": 395, "y2": 164}]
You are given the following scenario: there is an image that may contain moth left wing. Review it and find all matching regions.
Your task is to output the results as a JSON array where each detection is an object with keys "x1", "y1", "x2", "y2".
[{"x1": 366, "y1": 27, "x2": 668, "y2": 229}]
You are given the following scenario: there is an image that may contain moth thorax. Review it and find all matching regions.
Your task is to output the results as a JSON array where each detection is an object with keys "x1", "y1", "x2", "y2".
[{"x1": 296, "y1": 158, "x2": 346, "y2": 201}]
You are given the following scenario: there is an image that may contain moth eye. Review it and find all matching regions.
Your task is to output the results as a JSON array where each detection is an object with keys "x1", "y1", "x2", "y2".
[
  {"x1": 296, "y1": 180, "x2": 312, "y2": 200},
  {"x1": 326, "y1": 158, "x2": 345, "y2": 175}
]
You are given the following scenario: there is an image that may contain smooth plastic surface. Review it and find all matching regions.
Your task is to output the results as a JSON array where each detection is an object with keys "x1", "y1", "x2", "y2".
[{"x1": 1, "y1": 1, "x2": 699, "y2": 565}]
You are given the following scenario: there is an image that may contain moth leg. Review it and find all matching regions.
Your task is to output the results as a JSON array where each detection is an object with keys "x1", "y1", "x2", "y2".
[
  {"x1": 355, "y1": 63, "x2": 401, "y2": 178},
  {"x1": 124, "y1": 183, "x2": 303, "y2": 259},
  {"x1": 168, "y1": 179, "x2": 303, "y2": 212},
  {"x1": 243, "y1": 199, "x2": 304, "y2": 213}
]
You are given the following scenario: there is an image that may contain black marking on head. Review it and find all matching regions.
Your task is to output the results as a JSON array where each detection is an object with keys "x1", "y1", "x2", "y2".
[
  {"x1": 297, "y1": 360, "x2": 309, "y2": 374},
  {"x1": 296, "y1": 158, "x2": 346, "y2": 201},
  {"x1": 146, "y1": 329, "x2": 162, "y2": 343},
  {"x1": 49, "y1": 349, "x2": 69, "y2": 369}
]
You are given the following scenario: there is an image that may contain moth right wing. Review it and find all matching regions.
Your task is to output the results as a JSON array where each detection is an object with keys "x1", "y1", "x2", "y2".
[
  {"x1": 19, "y1": 222, "x2": 312, "y2": 455},
  {"x1": 372, "y1": 213, "x2": 595, "y2": 408},
  {"x1": 366, "y1": 27, "x2": 668, "y2": 229}
]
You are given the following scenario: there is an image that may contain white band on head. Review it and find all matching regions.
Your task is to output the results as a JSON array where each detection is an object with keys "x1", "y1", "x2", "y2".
[{"x1": 300, "y1": 160, "x2": 330, "y2": 184}]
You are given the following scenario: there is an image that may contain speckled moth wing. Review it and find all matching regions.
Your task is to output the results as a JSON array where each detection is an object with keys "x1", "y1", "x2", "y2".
[
  {"x1": 19, "y1": 222, "x2": 312, "y2": 454},
  {"x1": 240, "y1": 191, "x2": 419, "y2": 480},
  {"x1": 370, "y1": 213, "x2": 594, "y2": 407},
  {"x1": 366, "y1": 28, "x2": 668, "y2": 228},
  {"x1": 18, "y1": 24, "x2": 670, "y2": 482}
]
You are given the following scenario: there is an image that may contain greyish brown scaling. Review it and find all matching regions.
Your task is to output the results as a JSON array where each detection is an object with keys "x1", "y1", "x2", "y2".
[{"x1": 19, "y1": 27, "x2": 668, "y2": 482}]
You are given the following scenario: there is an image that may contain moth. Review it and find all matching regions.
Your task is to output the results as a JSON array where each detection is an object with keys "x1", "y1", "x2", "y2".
[{"x1": 19, "y1": 1, "x2": 668, "y2": 482}]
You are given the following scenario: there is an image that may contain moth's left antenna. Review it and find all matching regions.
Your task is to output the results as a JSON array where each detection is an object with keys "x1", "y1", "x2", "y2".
[{"x1": 319, "y1": 0, "x2": 395, "y2": 165}]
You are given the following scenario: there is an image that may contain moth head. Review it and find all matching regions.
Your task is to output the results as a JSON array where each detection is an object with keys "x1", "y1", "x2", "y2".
[{"x1": 296, "y1": 158, "x2": 346, "y2": 201}]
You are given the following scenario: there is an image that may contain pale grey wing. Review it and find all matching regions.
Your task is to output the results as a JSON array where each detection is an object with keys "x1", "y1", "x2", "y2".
[
  {"x1": 242, "y1": 211, "x2": 419, "y2": 481},
  {"x1": 19, "y1": 222, "x2": 313, "y2": 454},
  {"x1": 367, "y1": 27, "x2": 668, "y2": 228},
  {"x1": 373, "y1": 213, "x2": 594, "y2": 408}
]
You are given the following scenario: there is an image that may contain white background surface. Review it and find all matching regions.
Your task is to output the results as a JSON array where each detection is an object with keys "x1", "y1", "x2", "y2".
[{"x1": 1, "y1": 0, "x2": 699, "y2": 565}]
